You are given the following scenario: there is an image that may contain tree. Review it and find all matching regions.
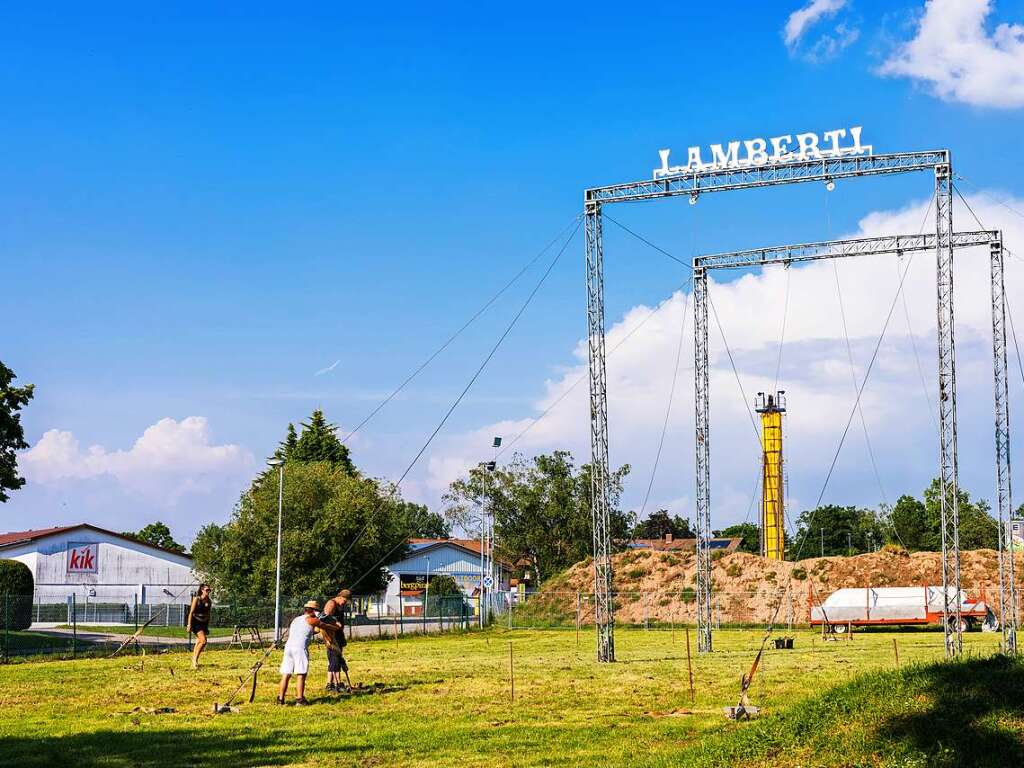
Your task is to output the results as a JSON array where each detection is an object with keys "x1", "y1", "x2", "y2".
[
  {"x1": 0, "y1": 559, "x2": 34, "y2": 630},
  {"x1": 276, "y1": 423, "x2": 299, "y2": 460},
  {"x1": 290, "y1": 409, "x2": 354, "y2": 473},
  {"x1": 923, "y1": 478, "x2": 999, "y2": 551},
  {"x1": 191, "y1": 461, "x2": 409, "y2": 601},
  {"x1": 401, "y1": 501, "x2": 450, "y2": 538},
  {"x1": 713, "y1": 522, "x2": 760, "y2": 555},
  {"x1": 793, "y1": 505, "x2": 884, "y2": 557},
  {"x1": 124, "y1": 522, "x2": 185, "y2": 553},
  {"x1": 443, "y1": 451, "x2": 633, "y2": 581},
  {"x1": 890, "y1": 495, "x2": 930, "y2": 551},
  {"x1": 632, "y1": 509, "x2": 694, "y2": 540},
  {"x1": 0, "y1": 361, "x2": 34, "y2": 503}
]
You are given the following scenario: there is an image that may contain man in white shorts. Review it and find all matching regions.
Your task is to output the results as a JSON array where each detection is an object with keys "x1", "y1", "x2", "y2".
[{"x1": 278, "y1": 600, "x2": 334, "y2": 706}]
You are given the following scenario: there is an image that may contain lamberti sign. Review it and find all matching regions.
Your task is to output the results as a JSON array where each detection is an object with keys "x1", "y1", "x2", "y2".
[{"x1": 654, "y1": 126, "x2": 872, "y2": 179}]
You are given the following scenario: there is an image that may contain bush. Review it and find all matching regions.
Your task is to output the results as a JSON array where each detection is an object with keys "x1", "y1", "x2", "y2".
[
  {"x1": 0, "y1": 559, "x2": 34, "y2": 630},
  {"x1": 791, "y1": 567, "x2": 808, "y2": 580},
  {"x1": 725, "y1": 563, "x2": 743, "y2": 578}
]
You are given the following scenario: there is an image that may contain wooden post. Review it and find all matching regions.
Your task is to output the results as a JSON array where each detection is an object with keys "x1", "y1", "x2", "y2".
[
  {"x1": 575, "y1": 591, "x2": 581, "y2": 649},
  {"x1": 892, "y1": 637, "x2": 900, "y2": 669},
  {"x1": 684, "y1": 627, "x2": 695, "y2": 704},
  {"x1": 509, "y1": 641, "x2": 515, "y2": 702}
]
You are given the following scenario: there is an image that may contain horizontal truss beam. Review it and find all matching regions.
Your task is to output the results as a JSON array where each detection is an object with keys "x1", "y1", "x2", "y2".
[
  {"x1": 695, "y1": 230, "x2": 997, "y2": 271},
  {"x1": 585, "y1": 151, "x2": 949, "y2": 205}
]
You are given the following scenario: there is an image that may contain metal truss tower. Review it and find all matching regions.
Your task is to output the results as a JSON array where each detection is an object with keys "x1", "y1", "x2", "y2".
[
  {"x1": 990, "y1": 236, "x2": 1018, "y2": 655},
  {"x1": 585, "y1": 201, "x2": 615, "y2": 662},
  {"x1": 694, "y1": 268, "x2": 712, "y2": 652},
  {"x1": 583, "y1": 150, "x2": 978, "y2": 658},
  {"x1": 934, "y1": 165, "x2": 963, "y2": 657}
]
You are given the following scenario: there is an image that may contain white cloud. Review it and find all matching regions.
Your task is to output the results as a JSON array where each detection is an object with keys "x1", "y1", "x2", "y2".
[
  {"x1": 22, "y1": 417, "x2": 254, "y2": 505},
  {"x1": 879, "y1": 0, "x2": 1024, "y2": 108},
  {"x1": 419, "y1": 191, "x2": 1024, "y2": 534},
  {"x1": 806, "y1": 22, "x2": 860, "y2": 62},
  {"x1": 784, "y1": 0, "x2": 849, "y2": 47}
]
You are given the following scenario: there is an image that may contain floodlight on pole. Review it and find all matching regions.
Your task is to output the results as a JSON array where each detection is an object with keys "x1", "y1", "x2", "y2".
[{"x1": 267, "y1": 457, "x2": 285, "y2": 644}]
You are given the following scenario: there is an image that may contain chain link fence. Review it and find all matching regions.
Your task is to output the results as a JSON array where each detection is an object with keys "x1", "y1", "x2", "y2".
[
  {"x1": 5, "y1": 581, "x2": 1015, "y2": 662},
  {"x1": 1, "y1": 592, "x2": 491, "y2": 662}
]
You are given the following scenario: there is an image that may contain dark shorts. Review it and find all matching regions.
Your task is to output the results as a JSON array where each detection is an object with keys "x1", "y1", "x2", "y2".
[
  {"x1": 189, "y1": 620, "x2": 209, "y2": 635},
  {"x1": 327, "y1": 647, "x2": 347, "y2": 673}
]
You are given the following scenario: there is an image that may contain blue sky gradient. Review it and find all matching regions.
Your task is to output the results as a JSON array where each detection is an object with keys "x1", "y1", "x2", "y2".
[{"x1": 5, "y1": 2, "x2": 1024, "y2": 542}]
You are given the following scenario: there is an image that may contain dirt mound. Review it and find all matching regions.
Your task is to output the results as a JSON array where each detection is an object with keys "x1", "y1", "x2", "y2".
[{"x1": 531, "y1": 548, "x2": 1012, "y2": 625}]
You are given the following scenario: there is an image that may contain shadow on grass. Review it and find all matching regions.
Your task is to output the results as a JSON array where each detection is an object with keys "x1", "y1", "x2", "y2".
[
  {"x1": 0, "y1": 729, "x2": 330, "y2": 768},
  {"x1": 875, "y1": 655, "x2": 1024, "y2": 766},
  {"x1": 670, "y1": 655, "x2": 1024, "y2": 768}
]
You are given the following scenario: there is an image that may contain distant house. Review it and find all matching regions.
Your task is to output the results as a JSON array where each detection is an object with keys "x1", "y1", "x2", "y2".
[
  {"x1": 0, "y1": 524, "x2": 195, "y2": 606},
  {"x1": 381, "y1": 538, "x2": 512, "y2": 616},
  {"x1": 627, "y1": 533, "x2": 741, "y2": 553}
]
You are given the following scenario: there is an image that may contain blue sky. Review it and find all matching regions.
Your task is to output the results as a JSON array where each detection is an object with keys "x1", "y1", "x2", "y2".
[{"x1": 5, "y1": 1, "x2": 1024, "y2": 543}]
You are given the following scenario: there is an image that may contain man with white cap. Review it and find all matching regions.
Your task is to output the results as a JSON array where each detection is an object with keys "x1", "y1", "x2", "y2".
[{"x1": 277, "y1": 600, "x2": 335, "y2": 706}]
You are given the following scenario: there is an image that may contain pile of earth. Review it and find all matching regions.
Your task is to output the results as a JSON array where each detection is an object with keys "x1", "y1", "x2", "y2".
[{"x1": 525, "y1": 547, "x2": 1015, "y2": 625}]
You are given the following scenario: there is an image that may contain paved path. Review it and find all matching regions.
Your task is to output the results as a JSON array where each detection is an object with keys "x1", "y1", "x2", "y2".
[{"x1": 29, "y1": 618, "x2": 473, "y2": 647}]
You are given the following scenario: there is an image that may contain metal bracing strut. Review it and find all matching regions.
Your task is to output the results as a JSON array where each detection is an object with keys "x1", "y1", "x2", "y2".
[
  {"x1": 990, "y1": 236, "x2": 1018, "y2": 655},
  {"x1": 584, "y1": 201, "x2": 615, "y2": 662},
  {"x1": 934, "y1": 163, "x2": 963, "y2": 658},
  {"x1": 694, "y1": 268, "x2": 713, "y2": 653}
]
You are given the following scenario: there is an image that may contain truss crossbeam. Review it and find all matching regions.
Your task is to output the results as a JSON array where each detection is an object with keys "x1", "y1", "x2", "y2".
[
  {"x1": 585, "y1": 151, "x2": 949, "y2": 205},
  {"x1": 694, "y1": 231, "x2": 996, "y2": 271}
]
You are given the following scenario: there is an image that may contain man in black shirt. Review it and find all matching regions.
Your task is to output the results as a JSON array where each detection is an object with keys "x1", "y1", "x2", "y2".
[{"x1": 320, "y1": 589, "x2": 351, "y2": 691}]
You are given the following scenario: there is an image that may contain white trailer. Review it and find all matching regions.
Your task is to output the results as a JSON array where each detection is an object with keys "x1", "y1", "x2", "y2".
[{"x1": 809, "y1": 586, "x2": 993, "y2": 632}]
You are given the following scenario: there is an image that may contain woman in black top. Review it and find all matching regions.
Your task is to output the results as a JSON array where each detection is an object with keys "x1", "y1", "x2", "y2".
[{"x1": 187, "y1": 584, "x2": 212, "y2": 669}]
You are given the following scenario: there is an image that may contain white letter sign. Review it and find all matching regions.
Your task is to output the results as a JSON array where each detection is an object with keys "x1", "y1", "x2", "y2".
[{"x1": 654, "y1": 126, "x2": 872, "y2": 179}]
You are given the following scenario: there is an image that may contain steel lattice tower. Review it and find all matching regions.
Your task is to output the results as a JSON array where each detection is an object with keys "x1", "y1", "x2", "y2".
[
  {"x1": 694, "y1": 268, "x2": 712, "y2": 652},
  {"x1": 935, "y1": 165, "x2": 964, "y2": 657},
  {"x1": 990, "y1": 236, "x2": 1018, "y2": 654},
  {"x1": 584, "y1": 200, "x2": 615, "y2": 662}
]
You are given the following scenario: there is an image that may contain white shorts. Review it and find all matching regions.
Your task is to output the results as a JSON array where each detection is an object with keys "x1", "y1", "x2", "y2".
[{"x1": 279, "y1": 646, "x2": 309, "y2": 675}]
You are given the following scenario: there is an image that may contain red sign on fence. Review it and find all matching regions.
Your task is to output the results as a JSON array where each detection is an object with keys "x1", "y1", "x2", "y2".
[{"x1": 67, "y1": 542, "x2": 99, "y2": 574}]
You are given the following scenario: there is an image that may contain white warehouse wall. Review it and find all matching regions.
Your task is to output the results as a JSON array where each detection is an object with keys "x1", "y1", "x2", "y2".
[{"x1": 0, "y1": 527, "x2": 195, "y2": 605}]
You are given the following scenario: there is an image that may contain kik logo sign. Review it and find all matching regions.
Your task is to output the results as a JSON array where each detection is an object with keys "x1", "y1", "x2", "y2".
[{"x1": 67, "y1": 543, "x2": 99, "y2": 574}]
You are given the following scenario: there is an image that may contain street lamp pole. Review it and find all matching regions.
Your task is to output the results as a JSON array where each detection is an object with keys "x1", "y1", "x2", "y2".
[{"x1": 268, "y1": 458, "x2": 285, "y2": 644}]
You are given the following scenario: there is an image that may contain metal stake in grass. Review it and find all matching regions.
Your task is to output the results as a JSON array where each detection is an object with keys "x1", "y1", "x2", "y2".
[
  {"x1": 685, "y1": 627, "x2": 695, "y2": 704},
  {"x1": 508, "y1": 641, "x2": 515, "y2": 703},
  {"x1": 892, "y1": 638, "x2": 900, "y2": 669}
]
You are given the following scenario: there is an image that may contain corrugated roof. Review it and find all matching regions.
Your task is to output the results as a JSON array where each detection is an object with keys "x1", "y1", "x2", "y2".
[
  {"x1": 0, "y1": 526, "x2": 73, "y2": 548},
  {"x1": 405, "y1": 538, "x2": 512, "y2": 568}
]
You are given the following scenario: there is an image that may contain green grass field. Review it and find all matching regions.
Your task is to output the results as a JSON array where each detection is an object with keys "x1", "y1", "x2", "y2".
[{"x1": 0, "y1": 626, "x2": 1020, "y2": 767}]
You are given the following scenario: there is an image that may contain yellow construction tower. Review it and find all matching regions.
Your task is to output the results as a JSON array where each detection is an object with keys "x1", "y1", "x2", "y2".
[{"x1": 755, "y1": 391, "x2": 786, "y2": 561}]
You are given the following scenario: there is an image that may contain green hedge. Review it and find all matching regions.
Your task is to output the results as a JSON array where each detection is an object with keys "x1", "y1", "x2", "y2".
[{"x1": 0, "y1": 559, "x2": 34, "y2": 630}]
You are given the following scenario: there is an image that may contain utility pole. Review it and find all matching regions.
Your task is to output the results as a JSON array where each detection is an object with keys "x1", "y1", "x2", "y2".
[
  {"x1": 820, "y1": 528, "x2": 824, "y2": 558},
  {"x1": 267, "y1": 458, "x2": 285, "y2": 644}
]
